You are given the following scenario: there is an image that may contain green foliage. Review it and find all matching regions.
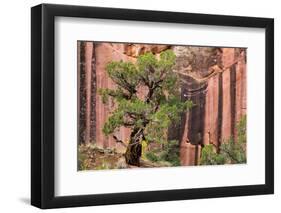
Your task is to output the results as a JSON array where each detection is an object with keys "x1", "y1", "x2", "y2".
[
  {"x1": 145, "y1": 152, "x2": 159, "y2": 162},
  {"x1": 200, "y1": 145, "x2": 225, "y2": 165},
  {"x1": 237, "y1": 115, "x2": 247, "y2": 144},
  {"x1": 107, "y1": 61, "x2": 140, "y2": 89},
  {"x1": 159, "y1": 140, "x2": 180, "y2": 166},
  {"x1": 102, "y1": 110, "x2": 124, "y2": 135},
  {"x1": 145, "y1": 140, "x2": 180, "y2": 166},
  {"x1": 78, "y1": 152, "x2": 89, "y2": 170},
  {"x1": 219, "y1": 138, "x2": 246, "y2": 164},
  {"x1": 99, "y1": 50, "x2": 193, "y2": 145},
  {"x1": 200, "y1": 116, "x2": 247, "y2": 165},
  {"x1": 145, "y1": 100, "x2": 193, "y2": 144}
]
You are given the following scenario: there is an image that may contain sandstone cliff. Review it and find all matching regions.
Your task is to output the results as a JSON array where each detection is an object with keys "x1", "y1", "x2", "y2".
[{"x1": 77, "y1": 41, "x2": 246, "y2": 166}]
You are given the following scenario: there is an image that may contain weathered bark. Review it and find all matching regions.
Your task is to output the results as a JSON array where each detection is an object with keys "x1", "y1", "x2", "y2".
[
  {"x1": 125, "y1": 143, "x2": 142, "y2": 166},
  {"x1": 124, "y1": 128, "x2": 143, "y2": 166}
]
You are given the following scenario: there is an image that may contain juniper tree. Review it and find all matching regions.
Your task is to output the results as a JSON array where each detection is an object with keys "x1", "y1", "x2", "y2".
[{"x1": 99, "y1": 50, "x2": 193, "y2": 166}]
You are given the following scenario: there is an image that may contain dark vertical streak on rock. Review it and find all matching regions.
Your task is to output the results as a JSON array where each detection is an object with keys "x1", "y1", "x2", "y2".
[
  {"x1": 174, "y1": 83, "x2": 188, "y2": 143},
  {"x1": 181, "y1": 76, "x2": 207, "y2": 165},
  {"x1": 77, "y1": 41, "x2": 80, "y2": 146},
  {"x1": 79, "y1": 42, "x2": 86, "y2": 144},
  {"x1": 199, "y1": 83, "x2": 206, "y2": 146},
  {"x1": 230, "y1": 65, "x2": 236, "y2": 137},
  {"x1": 195, "y1": 82, "x2": 206, "y2": 165},
  {"x1": 90, "y1": 43, "x2": 96, "y2": 142},
  {"x1": 179, "y1": 111, "x2": 187, "y2": 141},
  {"x1": 194, "y1": 144, "x2": 199, "y2": 165},
  {"x1": 217, "y1": 73, "x2": 223, "y2": 150}
]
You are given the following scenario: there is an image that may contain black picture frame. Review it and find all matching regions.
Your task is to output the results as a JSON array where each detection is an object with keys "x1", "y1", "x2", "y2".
[{"x1": 31, "y1": 3, "x2": 274, "y2": 209}]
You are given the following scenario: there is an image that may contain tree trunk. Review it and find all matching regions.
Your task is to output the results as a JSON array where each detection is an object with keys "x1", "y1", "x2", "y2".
[{"x1": 124, "y1": 128, "x2": 143, "y2": 166}]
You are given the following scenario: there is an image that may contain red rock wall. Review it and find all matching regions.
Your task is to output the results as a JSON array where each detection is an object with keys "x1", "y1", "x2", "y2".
[
  {"x1": 79, "y1": 43, "x2": 170, "y2": 149},
  {"x1": 95, "y1": 43, "x2": 133, "y2": 150},
  {"x1": 78, "y1": 41, "x2": 96, "y2": 144},
  {"x1": 78, "y1": 43, "x2": 246, "y2": 165},
  {"x1": 180, "y1": 48, "x2": 247, "y2": 166},
  {"x1": 84, "y1": 42, "x2": 94, "y2": 144}
]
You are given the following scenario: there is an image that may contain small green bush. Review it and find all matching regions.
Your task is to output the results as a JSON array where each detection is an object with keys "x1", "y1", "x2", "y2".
[
  {"x1": 200, "y1": 145, "x2": 225, "y2": 165},
  {"x1": 145, "y1": 140, "x2": 180, "y2": 166},
  {"x1": 200, "y1": 116, "x2": 247, "y2": 165},
  {"x1": 145, "y1": 152, "x2": 159, "y2": 162}
]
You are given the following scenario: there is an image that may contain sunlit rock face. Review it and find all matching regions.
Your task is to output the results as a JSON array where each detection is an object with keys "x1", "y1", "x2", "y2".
[
  {"x1": 174, "y1": 47, "x2": 247, "y2": 166},
  {"x1": 78, "y1": 42, "x2": 246, "y2": 165},
  {"x1": 123, "y1": 44, "x2": 171, "y2": 57}
]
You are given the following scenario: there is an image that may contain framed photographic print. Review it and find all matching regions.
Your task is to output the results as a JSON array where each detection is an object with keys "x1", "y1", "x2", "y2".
[{"x1": 31, "y1": 3, "x2": 274, "y2": 209}]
